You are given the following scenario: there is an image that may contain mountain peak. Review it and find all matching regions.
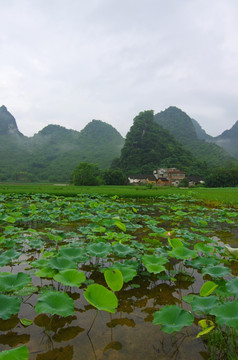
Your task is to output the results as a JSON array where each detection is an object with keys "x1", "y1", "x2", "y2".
[
  {"x1": 0, "y1": 105, "x2": 23, "y2": 136},
  {"x1": 154, "y1": 106, "x2": 198, "y2": 143}
]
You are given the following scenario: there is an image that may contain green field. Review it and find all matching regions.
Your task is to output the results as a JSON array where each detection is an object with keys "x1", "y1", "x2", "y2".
[{"x1": 0, "y1": 183, "x2": 238, "y2": 206}]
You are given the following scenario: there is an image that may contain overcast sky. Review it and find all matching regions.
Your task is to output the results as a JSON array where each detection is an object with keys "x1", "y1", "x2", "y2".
[{"x1": 1, "y1": 0, "x2": 238, "y2": 137}]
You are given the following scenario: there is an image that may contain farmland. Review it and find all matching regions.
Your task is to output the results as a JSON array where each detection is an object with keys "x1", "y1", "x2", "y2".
[{"x1": 0, "y1": 189, "x2": 237, "y2": 359}]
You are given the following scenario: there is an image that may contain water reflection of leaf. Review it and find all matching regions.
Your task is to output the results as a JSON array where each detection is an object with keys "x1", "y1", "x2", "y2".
[
  {"x1": 53, "y1": 326, "x2": 84, "y2": 342},
  {"x1": 103, "y1": 341, "x2": 122, "y2": 353},
  {"x1": 34, "y1": 314, "x2": 77, "y2": 332},
  {"x1": 36, "y1": 345, "x2": 73, "y2": 360},
  {"x1": 106, "y1": 318, "x2": 135, "y2": 328},
  {"x1": 0, "y1": 332, "x2": 30, "y2": 347},
  {"x1": 0, "y1": 317, "x2": 19, "y2": 331}
]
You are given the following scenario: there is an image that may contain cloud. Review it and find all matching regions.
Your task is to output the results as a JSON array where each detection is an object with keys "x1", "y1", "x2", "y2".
[{"x1": 0, "y1": 0, "x2": 238, "y2": 137}]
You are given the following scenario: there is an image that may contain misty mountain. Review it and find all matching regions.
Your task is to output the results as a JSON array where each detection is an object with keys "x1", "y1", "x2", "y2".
[
  {"x1": 0, "y1": 107, "x2": 124, "y2": 182},
  {"x1": 154, "y1": 106, "x2": 238, "y2": 167},
  {"x1": 212, "y1": 121, "x2": 238, "y2": 158},
  {"x1": 0, "y1": 105, "x2": 24, "y2": 136}
]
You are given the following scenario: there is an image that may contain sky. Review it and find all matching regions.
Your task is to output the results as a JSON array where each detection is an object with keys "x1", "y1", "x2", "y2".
[{"x1": 1, "y1": 0, "x2": 238, "y2": 137}]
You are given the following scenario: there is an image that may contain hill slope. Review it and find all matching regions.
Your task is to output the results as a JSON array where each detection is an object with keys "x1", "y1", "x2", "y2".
[
  {"x1": 212, "y1": 121, "x2": 238, "y2": 158},
  {"x1": 117, "y1": 110, "x2": 204, "y2": 175},
  {"x1": 154, "y1": 107, "x2": 238, "y2": 167}
]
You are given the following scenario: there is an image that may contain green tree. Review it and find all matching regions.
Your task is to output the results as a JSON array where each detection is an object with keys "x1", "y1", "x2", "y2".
[
  {"x1": 72, "y1": 162, "x2": 103, "y2": 186},
  {"x1": 103, "y1": 169, "x2": 127, "y2": 185}
]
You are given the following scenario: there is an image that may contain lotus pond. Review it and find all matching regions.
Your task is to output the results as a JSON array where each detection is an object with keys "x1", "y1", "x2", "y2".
[{"x1": 0, "y1": 193, "x2": 237, "y2": 360}]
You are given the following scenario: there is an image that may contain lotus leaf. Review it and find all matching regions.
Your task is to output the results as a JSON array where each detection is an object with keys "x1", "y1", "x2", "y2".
[
  {"x1": 224, "y1": 245, "x2": 238, "y2": 259},
  {"x1": 142, "y1": 254, "x2": 167, "y2": 274},
  {"x1": 186, "y1": 256, "x2": 219, "y2": 269},
  {"x1": 0, "y1": 345, "x2": 29, "y2": 360},
  {"x1": 58, "y1": 246, "x2": 86, "y2": 261},
  {"x1": 226, "y1": 277, "x2": 238, "y2": 297},
  {"x1": 169, "y1": 246, "x2": 197, "y2": 260},
  {"x1": 168, "y1": 238, "x2": 184, "y2": 248},
  {"x1": 48, "y1": 256, "x2": 78, "y2": 270},
  {"x1": 114, "y1": 220, "x2": 127, "y2": 232},
  {"x1": 195, "y1": 243, "x2": 214, "y2": 254},
  {"x1": 20, "y1": 318, "x2": 33, "y2": 326},
  {"x1": 153, "y1": 305, "x2": 194, "y2": 333},
  {"x1": 35, "y1": 291, "x2": 74, "y2": 317},
  {"x1": 53, "y1": 269, "x2": 86, "y2": 287},
  {"x1": 202, "y1": 265, "x2": 231, "y2": 278},
  {"x1": 112, "y1": 243, "x2": 135, "y2": 258},
  {"x1": 200, "y1": 281, "x2": 218, "y2": 297},
  {"x1": 110, "y1": 263, "x2": 137, "y2": 283},
  {"x1": 210, "y1": 301, "x2": 238, "y2": 329},
  {"x1": 197, "y1": 319, "x2": 215, "y2": 338},
  {"x1": 35, "y1": 267, "x2": 57, "y2": 278},
  {"x1": 84, "y1": 284, "x2": 118, "y2": 313},
  {"x1": 104, "y1": 269, "x2": 123, "y2": 291},
  {"x1": 0, "y1": 294, "x2": 21, "y2": 320},
  {"x1": 86, "y1": 242, "x2": 111, "y2": 258},
  {"x1": 190, "y1": 295, "x2": 219, "y2": 314},
  {"x1": 0, "y1": 272, "x2": 32, "y2": 292}
]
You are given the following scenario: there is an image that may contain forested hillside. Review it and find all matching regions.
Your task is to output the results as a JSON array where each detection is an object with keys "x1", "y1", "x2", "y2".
[
  {"x1": 154, "y1": 107, "x2": 238, "y2": 167},
  {"x1": 0, "y1": 106, "x2": 124, "y2": 182},
  {"x1": 114, "y1": 110, "x2": 206, "y2": 175}
]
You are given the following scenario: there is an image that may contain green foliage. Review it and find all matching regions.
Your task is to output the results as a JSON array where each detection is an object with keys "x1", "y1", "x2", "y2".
[
  {"x1": 35, "y1": 290, "x2": 75, "y2": 317},
  {"x1": 103, "y1": 169, "x2": 127, "y2": 185},
  {"x1": 205, "y1": 167, "x2": 238, "y2": 187},
  {"x1": 0, "y1": 345, "x2": 29, "y2": 360},
  {"x1": 153, "y1": 305, "x2": 194, "y2": 333},
  {"x1": 73, "y1": 162, "x2": 103, "y2": 186}
]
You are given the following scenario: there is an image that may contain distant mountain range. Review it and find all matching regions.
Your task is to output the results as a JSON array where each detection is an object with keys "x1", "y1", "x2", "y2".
[{"x1": 0, "y1": 105, "x2": 237, "y2": 182}]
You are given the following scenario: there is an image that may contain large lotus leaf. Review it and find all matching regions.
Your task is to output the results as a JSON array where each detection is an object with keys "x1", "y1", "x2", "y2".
[
  {"x1": 0, "y1": 249, "x2": 21, "y2": 266},
  {"x1": 53, "y1": 269, "x2": 86, "y2": 287},
  {"x1": 86, "y1": 242, "x2": 111, "y2": 258},
  {"x1": 104, "y1": 269, "x2": 123, "y2": 291},
  {"x1": 0, "y1": 345, "x2": 29, "y2": 360},
  {"x1": 169, "y1": 247, "x2": 197, "y2": 260},
  {"x1": 34, "y1": 267, "x2": 57, "y2": 278},
  {"x1": 110, "y1": 263, "x2": 137, "y2": 283},
  {"x1": 190, "y1": 295, "x2": 219, "y2": 314},
  {"x1": 200, "y1": 281, "x2": 218, "y2": 297},
  {"x1": 84, "y1": 284, "x2": 118, "y2": 313},
  {"x1": 0, "y1": 294, "x2": 21, "y2": 320},
  {"x1": 48, "y1": 256, "x2": 78, "y2": 270},
  {"x1": 202, "y1": 265, "x2": 231, "y2": 278},
  {"x1": 226, "y1": 277, "x2": 238, "y2": 297},
  {"x1": 112, "y1": 243, "x2": 135, "y2": 258},
  {"x1": 186, "y1": 256, "x2": 219, "y2": 269},
  {"x1": 35, "y1": 291, "x2": 74, "y2": 317},
  {"x1": 30, "y1": 259, "x2": 48, "y2": 268},
  {"x1": 210, "y1": 301, "x2": 238, "y2": 329},
  {"x1": 142, "y1": 254, "x2": 168, "y2": 274},
  {"x1": 58, "y1": 247, "x2": 86, "y2": 261},
  {"x1": 153, "y1": 305, "x2": 194, "y2": 334},
  {"x1": 0, "y1": 272, "x2": 32, "y2": 292},
  {"x1": 194, "y1": 243, "x2": 214, "y2": 254}
]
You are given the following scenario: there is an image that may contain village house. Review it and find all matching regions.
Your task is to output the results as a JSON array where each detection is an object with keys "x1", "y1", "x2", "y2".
[
  {"x1": 128, "y1": 168, "x2": 186, "y2": 186},
  {"x1": 128, "y1": 174, "x2": 157, "y2": 185},
  {"x1": 153, "y1": 168, "x2": 186, "y2": 186}
]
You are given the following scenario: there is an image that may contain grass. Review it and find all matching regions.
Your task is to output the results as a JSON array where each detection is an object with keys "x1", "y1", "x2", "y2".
[{"x1": 0, "y1": 183, "x2": 237, "y2": 206}]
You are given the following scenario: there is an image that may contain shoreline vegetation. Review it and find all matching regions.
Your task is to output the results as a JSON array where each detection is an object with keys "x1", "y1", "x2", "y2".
[{"x1": 0, "y1": 183, "x2": 237, "y2": 207}]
